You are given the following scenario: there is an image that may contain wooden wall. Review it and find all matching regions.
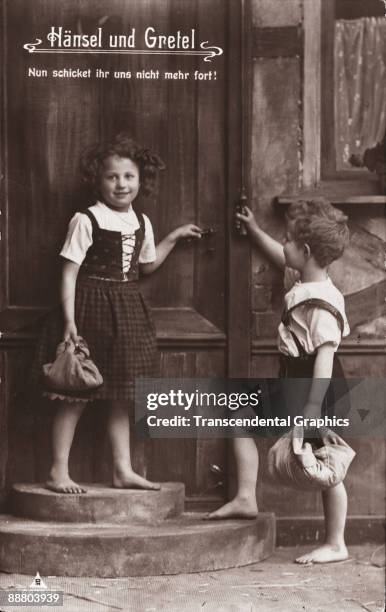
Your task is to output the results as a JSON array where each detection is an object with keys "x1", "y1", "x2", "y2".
[
  {"x1": 0, "y1": 0, "x2": 238, "y2": 509},
  {"x1": 5, "y1": 0, "x2": 227, "y2": 323},
  {"x1": 1, "y1": 341, "x2": 227, "y2": 510},
  {"x1": 249, "y1": 0, "x2": 386, "y2": 524},
  {"x1": 0, "y1": 0, "x2": 384, "y2": 532}
]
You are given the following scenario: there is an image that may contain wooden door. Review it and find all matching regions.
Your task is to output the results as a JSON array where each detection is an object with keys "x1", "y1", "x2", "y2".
[{"x1": 0, "y1": 0, "x2": 248, "y2": 508}]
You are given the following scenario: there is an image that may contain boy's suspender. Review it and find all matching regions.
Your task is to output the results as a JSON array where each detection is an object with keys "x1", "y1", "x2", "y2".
[{"x1": 281, "y1": 298, "x2": 345, "y2": 336}]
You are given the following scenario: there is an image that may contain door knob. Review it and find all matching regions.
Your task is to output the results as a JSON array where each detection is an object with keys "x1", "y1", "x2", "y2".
[{"x1": 234, "y1": 189, "x2": 248, "y2": 235}]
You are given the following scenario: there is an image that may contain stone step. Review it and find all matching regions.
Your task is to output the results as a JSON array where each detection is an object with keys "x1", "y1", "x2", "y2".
[
  {"x1": 11, "y1": 483, "x2": 185, "y2": 524},
  {"x1": 0, "y1": 512, "x2": 275, "y2": 577}
]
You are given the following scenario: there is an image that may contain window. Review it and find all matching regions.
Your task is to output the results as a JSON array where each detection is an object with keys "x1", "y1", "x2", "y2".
[{"x1": 321, "y1": 0, "x2": 385, "y2": 179}]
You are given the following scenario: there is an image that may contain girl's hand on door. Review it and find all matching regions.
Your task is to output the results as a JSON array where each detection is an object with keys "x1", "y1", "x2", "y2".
[{"x1": 172, "y1": 224, "x2": 203, "y2": 240}]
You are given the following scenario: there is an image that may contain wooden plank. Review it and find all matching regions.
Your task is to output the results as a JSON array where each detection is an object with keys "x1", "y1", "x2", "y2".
[
  {"x1": 335, "y1": 0, "x2": 385, "y2": 19},
  {"x1": 0, "y1": 307, "x2": 227, "y2": 350},
  {"x1": 321, "y1": 0, "x2": 337, "y2": 178},
  {"x1": 276, "y1": 195, "x2": 386, "y2": 206},
  {"x1": 6, "y1": 348, "x2": 36, "y2": 486},
  {"x1": 252, "y1": 0, "x2": 302, "y2": 27},
  {"x1": 153, "y1": 308, "x2": 225, "y2": 340},
  {"x1": 0, "y1": 351, "x2": 7, "y2": 508},
  {"x1": 303, "y1": 0, "x2": 321, "y2": 188},
  {"x1": 195, "y1": 0, "x2": 226, "y2": 331},
  {"x1": 156, "y1": 0, "x2": 196, "y2": 308},
  {"x1": 147, "y1": 351, "x2": 198, "y2": 494},
  {"x1": 6, "y1": 0, "x2": 99, "y2": 308},
  {"x1": 0, "y1": 0, "x2": 8, "y2": 314},
  {"x1": 227, "y1": 0, "x2": 251, "y2": 377},
  {"x1": 252, "y1": 339, "x2": 386, "y2": 355},
  {"x1": 194, "y1": 351, "x2": 227, "y2": 497},
  {"x1": 94, "y1": 0, "x2": 195, "y2": 309},
  {"x1": 252, "y1": 26, "x2": 302, "y2": 58},
  {"x1": 148, "y1": 348, "x2": 227, "y2": 496}
]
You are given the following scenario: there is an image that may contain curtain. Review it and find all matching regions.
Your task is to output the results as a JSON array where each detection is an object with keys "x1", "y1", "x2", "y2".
[{"x1": 335, "y1": 17, "x2": 386, "y2": 170}]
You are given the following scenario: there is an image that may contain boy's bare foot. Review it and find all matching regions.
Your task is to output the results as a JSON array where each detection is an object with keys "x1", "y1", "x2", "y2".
[
  {"x1": 46, "y1": 477, "x2": 87, "y2": 494},
  {"x1": 205, "y1": 497, "x2": 258, "y2": 520},
  {"x1": 295, "y1": 544, "x2": 348, "y2": 564},
  {"x1": 113, "y1": 469, "x2": 161, "y2": 490}
]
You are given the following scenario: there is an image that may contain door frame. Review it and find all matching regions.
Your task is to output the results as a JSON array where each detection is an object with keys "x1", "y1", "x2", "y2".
[{"x1": 226, "y1": 0, "x2": 252, "y2": 377}]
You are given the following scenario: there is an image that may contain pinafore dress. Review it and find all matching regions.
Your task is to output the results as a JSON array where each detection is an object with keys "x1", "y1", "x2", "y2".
[{"x1": 31, "y1": 208, "x2": 159, "y2": 402}]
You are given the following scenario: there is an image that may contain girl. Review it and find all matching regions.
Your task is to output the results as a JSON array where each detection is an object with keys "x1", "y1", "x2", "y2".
[
  {"x1": 33, "y1": 133, "x2": 202, "y2": 494},
  {"x1": 210, "y1": 199, "x2": 351, "y2": 565}
]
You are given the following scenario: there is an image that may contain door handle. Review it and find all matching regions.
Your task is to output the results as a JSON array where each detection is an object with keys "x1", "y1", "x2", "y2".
[
  {"x1": 182, "y1": 227, "x2": 217, "y2": 250},
  {"x1": 200, "y1": 227, "x2": 217, "y2": 237},
  {"x1": 200, "y1": 227, "x2": 217, "y2": 254},
  {"x1": 234, "y1": 189, "x2": 248, "y2": 235}
]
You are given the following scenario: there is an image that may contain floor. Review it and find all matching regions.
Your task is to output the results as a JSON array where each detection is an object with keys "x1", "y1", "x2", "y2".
[{"x1": 0, "y1": 545, "x2": 384, "y2": 612}]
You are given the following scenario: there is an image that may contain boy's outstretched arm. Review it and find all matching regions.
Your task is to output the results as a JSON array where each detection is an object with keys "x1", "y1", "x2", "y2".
[
  {"x1": 140, "y1": 224, "x2": 202, "y2": 274},
  {"x1": 237, "y1": 206, "x2": 285, "y2": 270}
]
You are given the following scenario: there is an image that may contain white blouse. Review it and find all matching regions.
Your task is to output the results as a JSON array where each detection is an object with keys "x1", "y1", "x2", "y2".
[
  {"x1": 278, "y1": 271, "x2": 350, "y2": 357},
  {"x1": 60, "y1": 202, "x2": 156, "y2": 272}
]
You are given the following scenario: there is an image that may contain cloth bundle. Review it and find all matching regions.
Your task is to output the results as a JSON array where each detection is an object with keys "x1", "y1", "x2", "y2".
[
  {"x1": 267, "y1": 427, "x2": 356, "y2": 490},
  {"x1": 43, "y1": 338, "x2": 103, "y2": 397}
]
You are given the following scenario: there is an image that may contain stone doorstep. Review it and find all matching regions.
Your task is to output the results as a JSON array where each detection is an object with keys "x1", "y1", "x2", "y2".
[
  {"x1": 11, "y1": 482, "x2": 185, "y2": 524},
  {"x1": 0, "y1": 512, "x2": 276, "y2": 577}
]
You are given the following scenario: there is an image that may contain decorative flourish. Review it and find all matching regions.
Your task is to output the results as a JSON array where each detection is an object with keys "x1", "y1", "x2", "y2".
[
  {"x1": 23, "y1": 39, "x2": 43, "y2": 53},
  {"x1": 23, "y1": 38, "x2": 223, "y2": 62},
  {"x1": 200, "y1": 41, "x2": 223, "y2": 62}
]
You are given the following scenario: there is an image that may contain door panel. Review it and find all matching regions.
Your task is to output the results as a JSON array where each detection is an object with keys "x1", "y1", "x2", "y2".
[
  {"x1": 3, "y1": 0, "x2": 227, "y2": 324},
  {"x1": 0, "y1": 0, "x2": 245, "y2": 503}
]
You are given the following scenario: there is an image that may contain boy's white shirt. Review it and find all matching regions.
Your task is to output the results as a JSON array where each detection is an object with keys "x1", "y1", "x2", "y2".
[
  {"x1": 278, "y1": 267, "x2": 350, "y2": 357},
  {"x1": 60, "y1": 201, "x2": 157, "y2": 271}
]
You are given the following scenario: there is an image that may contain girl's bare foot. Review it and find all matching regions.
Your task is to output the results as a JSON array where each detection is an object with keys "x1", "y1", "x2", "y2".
[
  {"x1": 113, "y1": 469, "x2": 160, "y2": 490},
  {"x1": 295, "y1": 544, "x2": 348, "y2": 564},
  {"x1": 206, "y1": 497, "x2": 258, "y2": 520},
  {"x1": 46, "y1": 475, "x2": 87, "y2": 495}
]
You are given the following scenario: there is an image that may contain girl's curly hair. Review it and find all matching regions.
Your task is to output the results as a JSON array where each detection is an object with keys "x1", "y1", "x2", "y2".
[
  {"x1": 292, "y1": 199, "x2": 350, "y2": 267},
  {"x1": 80, "y1": 133, "x2": 165, "y2": 197}
]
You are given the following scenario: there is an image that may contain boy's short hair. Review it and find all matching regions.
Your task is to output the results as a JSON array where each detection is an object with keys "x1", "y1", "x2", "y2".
[
  {"x1": 80, "y1": 133, "x2": 165, "y2": 197},
  {"x1": 286, "y1": 197, "x2": 339, "y2": 221},
  {"x1": 291, "y1": 198, "x2": 349, "y2": 267}
]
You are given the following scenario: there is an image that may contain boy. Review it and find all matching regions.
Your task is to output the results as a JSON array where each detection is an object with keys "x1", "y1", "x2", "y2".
[{"x1": 209, "y1": 199, "x2": 351, "y2": 565}]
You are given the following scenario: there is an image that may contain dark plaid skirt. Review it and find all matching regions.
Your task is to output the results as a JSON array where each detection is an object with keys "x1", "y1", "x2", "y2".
[{"x1": 31, "y1": 276, "x2": 159, "y2": 401}]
